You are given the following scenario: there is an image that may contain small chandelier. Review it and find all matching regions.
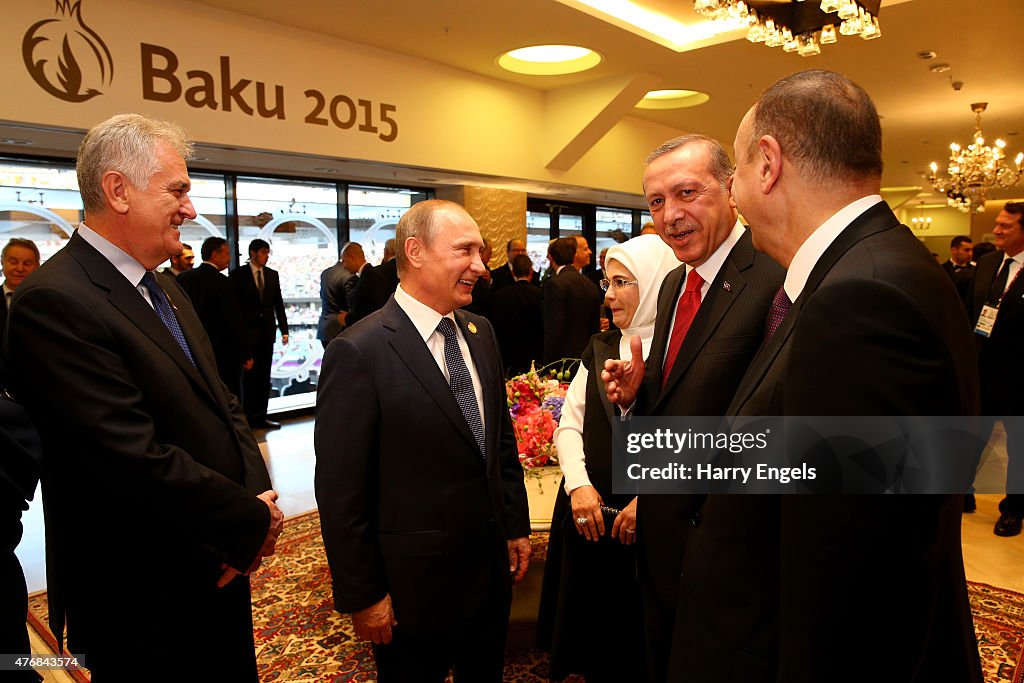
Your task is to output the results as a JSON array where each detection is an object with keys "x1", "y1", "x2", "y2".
[
  {"x1": 909, "y1": 203, "x2": 931, "y2": 230},
  {"x1": 928, "y1": 103, "x2": 1024, "y2": 214},
  {"x1": 693, "y1": 0, "x2": 881, "y2": 57}
]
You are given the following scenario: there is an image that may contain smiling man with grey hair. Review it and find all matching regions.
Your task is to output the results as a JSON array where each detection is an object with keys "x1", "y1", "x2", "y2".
[{"x1": 4, "y1": 113, "x2": 281, "y2": 679}]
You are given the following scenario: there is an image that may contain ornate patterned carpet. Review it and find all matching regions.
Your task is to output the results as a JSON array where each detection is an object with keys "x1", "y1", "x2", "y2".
[{"x1": 26, "y1": 510, "x2": 1024, "y2": 682}]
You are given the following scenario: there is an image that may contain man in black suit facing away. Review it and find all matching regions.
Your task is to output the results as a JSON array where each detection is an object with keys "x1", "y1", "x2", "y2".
[
  {"x1": 4, "y1": 113, "x2": 283, "y2": 679},
  {"x1": 542, "y1": 237, "x2": 603, "y2": 363},
  {"x1": 665, "y1": 70, "x2": 981, "y2": 683},
  {"x1": 602, "y1": 134, "x2": 783, "y2": 683},
  {"x1": 230, "y1": 238, "x2": 288, "y2": 429},
  {"x1": 316, "y1": 242, "x2": 367, "y2": 349},
  {"x1": 348, "y1": 240, "x2": 399, "y2": 325},
  {"x1": 315, "y1": 199, "x2": 531, "y2": 682},
  {"x1": 0, "y1": 362, "x2": 42, "y2": 683},
  {"x1": 178, "y1": 236, "x2": 252, "y2": 398},
  {"x1": 491, "y1": 239, "x2": 539, "y2": 291},
  {"x1": 491, "y1": 253, "x2": 544, "y2": 375},
  {"x1": 969, "y1": 202, "x2": 1024, "y2": 536}
]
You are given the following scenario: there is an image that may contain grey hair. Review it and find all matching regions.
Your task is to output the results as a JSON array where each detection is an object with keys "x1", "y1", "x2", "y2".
[
  {"x1": 77, "y1": 113, "x2": 194, "y2": 213},
  {"x1": 645, "y1": 134, "x2": 734, "y2": 191}
]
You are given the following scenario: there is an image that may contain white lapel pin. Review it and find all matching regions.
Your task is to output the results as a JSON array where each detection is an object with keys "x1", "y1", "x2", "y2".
[{"x1": 723, "y1": 281, "x2": 732, "y2": 292}]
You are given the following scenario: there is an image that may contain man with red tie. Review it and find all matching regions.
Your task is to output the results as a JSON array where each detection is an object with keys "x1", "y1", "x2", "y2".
[{"x1": 602, "y1": 134, "x2": 782, "y2": 683}]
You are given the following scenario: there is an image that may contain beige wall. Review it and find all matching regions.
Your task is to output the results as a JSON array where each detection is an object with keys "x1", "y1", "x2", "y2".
[{"x1": 4, "y1": 0, "x2": 683, "y2": 199}]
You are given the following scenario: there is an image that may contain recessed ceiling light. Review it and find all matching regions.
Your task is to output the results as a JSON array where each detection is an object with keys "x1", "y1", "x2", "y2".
[
  {"x1": 0, "y1": 138, "x2": 32, "y2": 145},
  {"x1": 636, "y1": 89, "x2": 710, "y2": 110},
  {"x1": 313, "y1": 167, "x2": 340, "y2": 173},
  {"x1": 497, "y1": 45, "x2": 601, "y2": 75}
]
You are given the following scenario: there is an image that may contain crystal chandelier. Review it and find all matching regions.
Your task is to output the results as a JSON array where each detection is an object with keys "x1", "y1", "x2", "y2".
[
  {"x1": 693, "y1": 0, "x2": 881, "y2": 56},
  {"x1": 927, "y1": 103, "x2": 1024, "y2": 214}
]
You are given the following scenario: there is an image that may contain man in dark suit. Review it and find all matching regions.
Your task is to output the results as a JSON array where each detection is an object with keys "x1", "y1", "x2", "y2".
[
  {"x1": 942, "y1": 235, "x2": 975, "y2": 310},
  {"x1": 491, "y1": 253, "x2": 544, "y2": 375},
  {"x1": 230, "y1": 238, "x2": 289, "y2": 429},
  {"x1": 666, "y1": 70, "x2": 981, "y2": 683},
  {"x1": 4, "y1": 113, "x2": 282, "y2": 679},
  {"x1": 315, "y1": 199, "x2": 531, "y2": 682},
  {"x1": 348, "y1": 242, "x2": 398, "y2": 325},
  {"x1": 0, "y1": 362, "x2": 42, "y2": 683},
  {"x1": 316, "y1": 242, "x2": 366, "y2": 349},
  {"x1": 161, "y1": 242, "x2": 193, "y2": 278},
  {"x1": 463, "y1": 239, "x2": 493, "y2": 318},
  {"x1": 602, "y1": 134, "x2": 783, "y2": 683},
  {"x1": 0, "y1": 239, "x2": 40, "y2": 343},
  {"x1": 491, "y1": 239, "x2": 539, "y2": 291},
  {"x1": 542, "y1": 237, "x2": 603, "y2": 363},
  {"x1": 178, "y1": 236, "x2": 252, "y2": 398},
  {"x1": 969, "y1": 201, "x2": 1024, "y2": 536}
]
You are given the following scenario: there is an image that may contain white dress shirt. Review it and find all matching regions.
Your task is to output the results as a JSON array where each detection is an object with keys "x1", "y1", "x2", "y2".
[
  {"x1": 77, "y1": 223, "x2": 158, "y2": 310},
  {"x1": 394, "y1": 284, "x2": 486, "y2": 431},
  {"x1": 783, "y1": 195, "x2": 883, "y2": 302}
]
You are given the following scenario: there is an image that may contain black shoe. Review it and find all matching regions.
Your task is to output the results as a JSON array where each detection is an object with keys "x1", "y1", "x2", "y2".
[
  {"x1": 963, "y1": 494, "x2": 976, "y2": 513},
  {"x1": 994, "y1": 512, "x2": 1023, "y2": 537}
]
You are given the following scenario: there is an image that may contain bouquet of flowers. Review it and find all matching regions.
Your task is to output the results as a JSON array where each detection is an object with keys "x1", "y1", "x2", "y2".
[{"x1": 506, "y1": 359, "x2": 577, "y2": 472}]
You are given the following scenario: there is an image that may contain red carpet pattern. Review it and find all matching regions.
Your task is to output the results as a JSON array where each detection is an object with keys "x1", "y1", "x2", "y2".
[
  {"x1": 970, "y1": 582, "x2": 1024, "y2": 683},
  {"x1": 25, "y1": 510, "x2": 1023, "y2": 682}
]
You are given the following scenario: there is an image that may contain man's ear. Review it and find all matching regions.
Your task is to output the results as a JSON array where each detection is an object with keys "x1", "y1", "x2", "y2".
[
  {"x1": 404, "y1": 236, "x2": 422, "y2": 269},
  {"x1": 101, "y1": 171, "x2": 131, "y2": 215},
  {"x1": 758, "y1": 135, "x2": 783, "y2": 194}
]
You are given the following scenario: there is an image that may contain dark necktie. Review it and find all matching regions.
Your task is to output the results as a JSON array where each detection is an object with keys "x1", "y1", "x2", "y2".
[
  {"x1": 764, "y1": 286, "x2": 792, "y2": 339},
  {"x1": 256, "y1": 269, "x2": 265, "y2": 303},
  {"x1": 988, "y1": 258, "x2": 1012, "y2": 305},
  {"x1": 436, "y1": 317, "x2": 486, "y2": 458},
  {"x1": 661, "y1": 268, "x2": 704, "y2": 388},
  {"x1": 141, "y1": 272, "x2": 195, "y2": 366}
]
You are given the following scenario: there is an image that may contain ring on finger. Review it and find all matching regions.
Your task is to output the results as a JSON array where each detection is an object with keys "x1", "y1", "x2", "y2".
[
  {"x1": 625, "y1": 528, "x2": 635, "y2": 534},
  {"x1": 576, "y1": 516, "x2": 589, "y2": 526}
]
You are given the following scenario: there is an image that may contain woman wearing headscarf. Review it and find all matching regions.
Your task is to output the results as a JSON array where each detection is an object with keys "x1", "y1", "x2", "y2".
[{"x1": 537, "y1": 234, "x2": 678, "y2": 682}]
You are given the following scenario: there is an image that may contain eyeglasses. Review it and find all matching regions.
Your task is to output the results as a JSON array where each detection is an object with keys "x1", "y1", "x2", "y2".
[{"x1": 599, "y1": 278, "x2": 639, "y2": 291}]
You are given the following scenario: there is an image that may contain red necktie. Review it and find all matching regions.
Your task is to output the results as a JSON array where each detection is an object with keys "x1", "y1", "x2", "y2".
[{"x1": 661, "y1": 268, "x2": 704, "y2": 388}]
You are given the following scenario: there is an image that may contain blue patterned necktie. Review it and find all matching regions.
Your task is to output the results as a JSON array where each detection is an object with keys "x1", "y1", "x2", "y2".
[
  {"x1": 436, "y1": 317, "x2": 485, "y2": 459},
  {"x1": 141, "y1": 272, "x2": 196, "y2": 367}
]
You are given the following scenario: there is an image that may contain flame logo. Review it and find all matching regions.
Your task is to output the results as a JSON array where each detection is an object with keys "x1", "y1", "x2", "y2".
[{"x1": 22, "y1": 0, "x2": 113, "y2": 103}]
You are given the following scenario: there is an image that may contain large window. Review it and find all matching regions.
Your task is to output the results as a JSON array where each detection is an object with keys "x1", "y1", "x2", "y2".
[
  {"x1": 236, "y1": 177, "x2": 340, "y2": 413},
  {"x1": 169, "y1": 173, "x2": 228, "y2": 267},
  {"x1": 348, "y1": 185, "x2": 428, "y2": 264},
  {"x1": 0, "y1": 160, "x2": 81, "y2": 260},
  {"x1": 595, "y1": 207, "x2": 632, "y2": 269}
]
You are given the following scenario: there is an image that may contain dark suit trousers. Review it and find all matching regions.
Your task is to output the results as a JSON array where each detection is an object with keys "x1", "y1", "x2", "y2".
[
  {"x1": 371, "y1": 594, "x2": 510, "y2": 683},
  {"x1": 243, "y1": 337, "x2": 274, "y2": 423}
]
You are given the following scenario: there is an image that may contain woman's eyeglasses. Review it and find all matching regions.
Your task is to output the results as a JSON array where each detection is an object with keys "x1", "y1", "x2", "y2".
[{"x1": 599, "y1": 278, "x2": 639, "y2": 291}]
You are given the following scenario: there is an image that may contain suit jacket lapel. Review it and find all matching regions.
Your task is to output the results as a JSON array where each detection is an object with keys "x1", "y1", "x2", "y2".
[
  {"x1": 655, "y1": 232, "x2": 756, "y2": 410},
  {"x1": 729, "y1": 201, "x2": 900, "y2": 413},
  {"x1": 382, "y1": 300, "x2": 482, "y2": 457},
  {"x1": 67, "y1": 234, "x2": 216, "y2": 404}
]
